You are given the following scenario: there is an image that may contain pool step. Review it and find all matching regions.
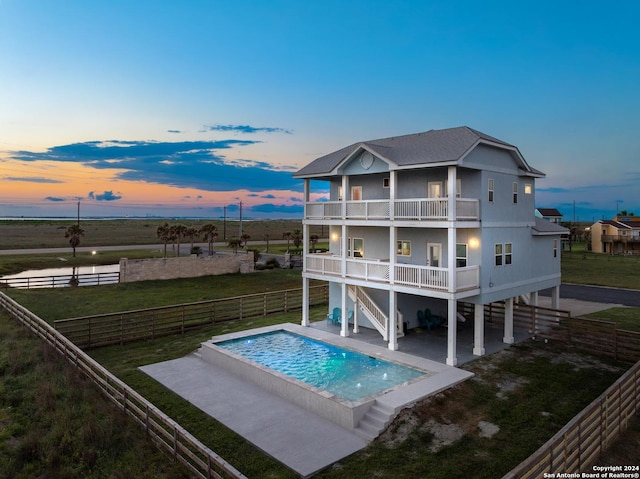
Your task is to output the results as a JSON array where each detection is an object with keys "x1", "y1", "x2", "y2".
[{"x1": 354, "y1": 401, "x2": 397, "y2": 441}]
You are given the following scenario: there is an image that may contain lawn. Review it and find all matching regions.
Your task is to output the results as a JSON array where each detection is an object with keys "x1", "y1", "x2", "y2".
[
  {"x1": 561, "y1": 242, "x2": 640, "y2": 290},
  {"x1": 5, "y1": 268, "x2": 307, "y2": 322}
]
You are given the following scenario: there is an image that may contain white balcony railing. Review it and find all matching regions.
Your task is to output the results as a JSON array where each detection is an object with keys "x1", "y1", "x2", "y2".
[
  {"x1": 305, "y1": 198, "x2": 479, "y2": 221},
  {"x1": 305, "y1": 253, "x2": 480, "y2": 293}
]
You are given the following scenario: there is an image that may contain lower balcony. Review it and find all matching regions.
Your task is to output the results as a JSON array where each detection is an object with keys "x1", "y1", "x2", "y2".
[{"x1": 305, "y1": 253, "x2": 480, "y2": 293}]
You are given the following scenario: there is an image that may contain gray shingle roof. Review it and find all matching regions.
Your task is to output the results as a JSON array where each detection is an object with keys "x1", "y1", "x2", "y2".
[
  {"x1": 295, "y1": 126, "x2": 543, "y2": 178},
  {"x1": 531, "y1": 217, "x2": 569, "y2": 235}
]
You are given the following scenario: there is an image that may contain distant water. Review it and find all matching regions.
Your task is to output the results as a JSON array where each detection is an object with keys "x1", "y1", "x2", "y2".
[{"x1": 0, "y1": 264, "x2": 120, "y2": 288}]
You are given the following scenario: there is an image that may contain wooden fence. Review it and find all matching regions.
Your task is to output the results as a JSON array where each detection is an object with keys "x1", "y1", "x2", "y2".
[
  {"x1": 54, "y1": 285, "x2": 329, "y2": 349},
  {"x1": 0, "y1": 292, "x2": 247, "y2": 479},
  {"x1": 0, "y1": 271, "x2": 120, "y2": 289},
  {"x1": 503, "y1": 359, "x2": 640, "y2": 478},
  {"x1": 460, "y1": 301, "x2": 640, "y2": 363}
]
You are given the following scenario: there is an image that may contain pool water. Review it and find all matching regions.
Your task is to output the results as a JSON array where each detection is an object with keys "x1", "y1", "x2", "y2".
[{"x1": 217, "y1": 330, "x2": 425, "y2": 401}]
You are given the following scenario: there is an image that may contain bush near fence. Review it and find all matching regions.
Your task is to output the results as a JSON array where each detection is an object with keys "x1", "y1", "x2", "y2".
[
  {"x1": 54, "y1": 285, "x2": 329, "y2": 349},
  {"x1": 0, "y1": 292, "x2": 246, "y2": 479}
]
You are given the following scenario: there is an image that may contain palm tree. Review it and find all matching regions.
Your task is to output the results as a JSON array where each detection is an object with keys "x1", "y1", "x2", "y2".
[
  {"x1": 240, "y1": 233, "x2": 251, "y2": 250},
  {"x1": 200, "y1": 224, "x2": 218, "y2": 256},
  {"x1": 64, "y1": 224, "x2": 85, "y2": 258},
  {"x1": 263, "y1": 233, "x2": 270, "y2": 253},
  {"x1": 309, "y1": 234, "x2": 319, "y2": 252},
  {"x1": 172, "y1": 224, "x2": 187, "y2": 257},
  {"x1": 156, "y1": 223, "x2": 171, "y2": 258},
  {"x1": 228, "y1": 237, "x2": 242, "y2": 255},
  {"x1": 282, "y1": 231, "x2": 292, "y2": 252},
  {"x1": 292, "y1": 229, "x2": 302, "y2": 251}
]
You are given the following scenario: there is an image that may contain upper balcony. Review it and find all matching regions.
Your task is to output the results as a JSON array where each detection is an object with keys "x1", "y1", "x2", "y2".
[
  {"x1": 601, "y1": 234, "x2": 640, "y2": 243},
  {"x1": 305, "y1": 253, "x2": 480, "y2": 294},
  {"x1": 305, "y1": 198, "x2": 479, "y2": 222}
]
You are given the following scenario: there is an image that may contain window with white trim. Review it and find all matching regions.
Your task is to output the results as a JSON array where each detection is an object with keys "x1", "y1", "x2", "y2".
[
  {"x1": 513, "y1": 182, "x2": 518, "y2": 204},
  {"x1": 397, "y1": 240, "x2": 411, "y2": 256},
  {"x1": 383, "y1": 178, "x2": 390, "y2": 188},
  {"x1": 456, "y1": 243, "x2": 468, "y2": 267},
  {"x1": 553, "y1": 239, "x2": 558, "y2": 258},
  {"x1": 524, "y1": 183, "x2": 532, "y2": 195},
  {"x1": 488, "y1": 179, "x2": 494, "y2": 202},
  {"x1": 495, "y1": 244, "x2": 503, "y2": 266},
  {"x1": 505, "y1": 243, "x2": 512, "y2": 265}
]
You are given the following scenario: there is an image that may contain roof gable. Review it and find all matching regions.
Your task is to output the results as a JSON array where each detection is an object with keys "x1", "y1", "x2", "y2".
[{"x1": 294, "y1": 126, "x2": 543, "y2": 178}]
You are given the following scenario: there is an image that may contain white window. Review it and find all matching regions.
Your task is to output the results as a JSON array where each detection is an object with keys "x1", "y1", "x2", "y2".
[
  {"x1": 513, "y1": 182, "x2": 518, "y2": 204},
  {"x1": 495, "y1": 243, "x2": 512, "y2": 265},
  {"x1": 525, "y1": 183, "x2": 532, "y2": 195},
  {"x1": 351, "y1": 186, "x2": 362, "y2": 201},
  {"x1": 488, "y1": 179, "x2": 494, "y2": 202},
  {"x1": 397, "y1": 240, "x2": 411, "y2": 256},
  {"x1": 553, "y1": 239, "x2": 558, "y2": 258},
  {"x1": 495, "y1": 244, "x2": 503, "y2": 266},
  {"x1": 338, "y1": 186, "x2": 343, "y2": 201},
  {"x1": 383, "y1": 178, "x2": 390, "y2": 188},
  {"x1": 456, "y1": 243, "x2": 468, "y2": 267}
]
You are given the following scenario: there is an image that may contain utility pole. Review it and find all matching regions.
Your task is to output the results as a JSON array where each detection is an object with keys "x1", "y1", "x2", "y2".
[
  {"x1": 239, "y1": 201, "x2": 243, "y2": 237},
  {"x1": 77, "y1": 201, "x2": 80, "y2": 226}
]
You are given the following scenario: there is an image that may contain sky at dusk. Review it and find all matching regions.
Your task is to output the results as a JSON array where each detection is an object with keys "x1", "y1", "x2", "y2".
[{"x1": 1, "y1": 1, "x2": 638, "y2": 222}]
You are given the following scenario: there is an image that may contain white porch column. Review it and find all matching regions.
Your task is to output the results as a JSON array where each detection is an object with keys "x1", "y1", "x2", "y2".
[
  {"x1": 473, "y1": 303, "x2": 485, "y2": 356},
  {"x1": 551, "y1": 285, "x2": 560, "y2": 310},
  {"x1": 388, "y1": 291, "x2": 398, "y2": 351},
  {"x1": 446, "y1": 299, "x2": 457, "y2": 366},
  {"x1": 503, "y1": 297, "x2": 514, "y2": 344},
  {"x1": 530, "y1": 291, "x2": 539, "y2": 307},
  {"x1": 301, "y1": 179, "x2": 310, "y2": 327},
  {"x1": 301, "y1": 277, "x2": 310, "y2": 327},
  {"x1": 340, "y1": 282, "x2": 349, "y2": 337},
  {"x1": 352, "y1": 287, "x2": 359, "y2": 333}
]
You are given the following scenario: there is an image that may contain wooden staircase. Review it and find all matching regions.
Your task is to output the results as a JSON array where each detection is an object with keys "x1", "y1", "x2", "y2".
[{"x1": 347, "y1": 285, "x2": 404, "y2": 341}]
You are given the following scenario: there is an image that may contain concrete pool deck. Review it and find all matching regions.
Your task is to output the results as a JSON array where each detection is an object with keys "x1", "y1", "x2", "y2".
[{"x1": 140, "y1": 323, "x2": 473, "y2": 478}]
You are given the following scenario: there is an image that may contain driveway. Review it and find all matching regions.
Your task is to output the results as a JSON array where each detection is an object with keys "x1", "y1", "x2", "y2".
[{"x1": 542, "y1": 284, "x2": 640, "y2": 308}]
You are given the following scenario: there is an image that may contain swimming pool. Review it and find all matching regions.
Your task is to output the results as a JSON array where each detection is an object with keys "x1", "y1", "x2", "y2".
[
  {"x1": 217, "y1": 330, "x2": 424, "y2": 401},
  {"x1": 199, "y1": 324, "x2": 450, "y2": 433}
]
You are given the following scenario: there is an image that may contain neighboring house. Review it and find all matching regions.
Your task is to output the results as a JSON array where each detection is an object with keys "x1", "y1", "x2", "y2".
[
  {"x1": 535, "y1": 208, "x2": 564, "y2": 223},
  {"x1": 590, "y1": 216, "x2": 640, "y2": 254},
  {"x1": 294, "y1": 126, "x2": 567, "y2": 366}
]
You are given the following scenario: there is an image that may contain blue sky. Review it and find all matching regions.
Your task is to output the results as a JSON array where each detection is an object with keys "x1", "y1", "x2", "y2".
[{"x1": 0, "y1": 0, "x2": 638, "y2": 221}]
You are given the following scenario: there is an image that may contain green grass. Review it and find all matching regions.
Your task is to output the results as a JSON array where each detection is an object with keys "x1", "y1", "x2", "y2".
[
  {"x1": 561, "y1": 242, "x2": 640, "y2": 289},
  {"x1": 0, "y1": 309, "x2": 192, "y2": 479},
  {"x1": 0, "y1": 218, "x2": 328, "y2": 250},
  {"x1": 583, "y1": 307, "x2": 640, "y2": 332},
  {"x1": 4, "y1": 268, "x2": 307, "y2": 321}
]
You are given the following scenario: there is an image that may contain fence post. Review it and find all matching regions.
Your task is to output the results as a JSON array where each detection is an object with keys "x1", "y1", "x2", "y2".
[{"x1": 263, "y1": 293, "x2": 267, "y2": 317}]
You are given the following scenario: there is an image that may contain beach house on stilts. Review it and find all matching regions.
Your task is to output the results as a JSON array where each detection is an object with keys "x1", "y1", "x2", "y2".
[{"x1": 295, "y1": 126, "x2": 567, "y2": 366}]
